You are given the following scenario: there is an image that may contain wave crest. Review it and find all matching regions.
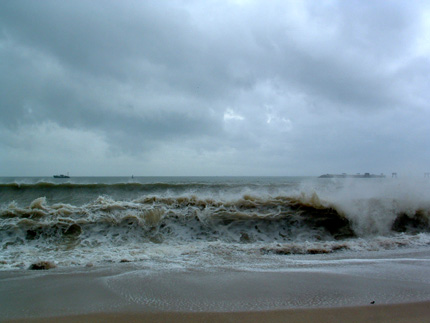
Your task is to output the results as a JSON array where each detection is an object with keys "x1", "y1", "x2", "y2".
[{"x1": 1, "y1": 189, "x2": 430, "y2": 252}]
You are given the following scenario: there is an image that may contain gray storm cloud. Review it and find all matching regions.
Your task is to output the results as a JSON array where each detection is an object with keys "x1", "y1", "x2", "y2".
[{"x1": 1, "y1": 0, "x2": 429, "y2": 176}]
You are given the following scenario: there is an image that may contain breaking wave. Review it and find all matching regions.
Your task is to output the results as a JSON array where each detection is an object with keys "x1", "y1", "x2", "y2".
[
  {"x1": 2, "y1": 192, "x2": 430, "y2": 245},
  {"x1": 1, "y1": 177, "x2": 430, "y2": 269}
]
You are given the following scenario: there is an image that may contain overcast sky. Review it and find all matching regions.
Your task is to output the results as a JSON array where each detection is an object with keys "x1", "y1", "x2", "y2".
[{"x1": 1, "y1": 0, "x2": 429, "y2": 176}]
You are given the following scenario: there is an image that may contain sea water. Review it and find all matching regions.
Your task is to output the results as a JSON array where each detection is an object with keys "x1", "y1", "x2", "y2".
[{"x1": 1, "y1": 176, "x2": 430, "y2": 273}]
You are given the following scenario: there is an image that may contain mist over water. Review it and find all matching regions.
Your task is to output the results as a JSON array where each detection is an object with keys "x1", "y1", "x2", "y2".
[{"x1": 1, "y1": 176, "x2": 430, "y2": 271}]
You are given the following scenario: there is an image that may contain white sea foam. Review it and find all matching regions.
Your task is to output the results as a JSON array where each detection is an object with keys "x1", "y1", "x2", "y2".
[{"x1": 1, "y1": 176, "x2": 430, "y2": 271}]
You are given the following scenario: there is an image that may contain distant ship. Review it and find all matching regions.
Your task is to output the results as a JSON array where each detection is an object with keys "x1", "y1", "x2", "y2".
[
  {"x1": 53, "y1": 173, "x2": 70, "y2": 178},
  {"x1": 319, "y1": 173, "x2": 385, "y2": 179}
]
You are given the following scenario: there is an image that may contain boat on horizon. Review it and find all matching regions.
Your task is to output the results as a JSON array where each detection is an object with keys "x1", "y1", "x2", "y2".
[
  {"x1": 319, "y1": 173, "x2": 385, "y2": 179},
  {"x1": 53, "y1": 173, "x2": 70, "y2": 178}
]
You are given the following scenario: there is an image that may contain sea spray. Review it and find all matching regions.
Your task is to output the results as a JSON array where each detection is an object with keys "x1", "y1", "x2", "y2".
[{"x1": 1, "y1": 176, "x2": 430, "y2": 270}]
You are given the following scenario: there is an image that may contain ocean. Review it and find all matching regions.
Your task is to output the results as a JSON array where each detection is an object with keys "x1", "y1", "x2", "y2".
[{"x1": 1, "y1": 176, "x2": 430, "y2": 272}]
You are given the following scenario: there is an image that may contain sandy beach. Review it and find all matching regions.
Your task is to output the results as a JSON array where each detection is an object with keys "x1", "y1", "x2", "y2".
[
  {"x1": 6, "y1": 302, "x2": 430, "y2": 323},
  {"x1": 2, "y1": 264, "x2": 430, "y2": 322}
]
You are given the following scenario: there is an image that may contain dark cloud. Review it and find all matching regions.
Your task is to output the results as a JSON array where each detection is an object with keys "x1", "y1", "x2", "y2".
[{"x1": 1, "y1": 0, "x2": 429, "y2": 175}]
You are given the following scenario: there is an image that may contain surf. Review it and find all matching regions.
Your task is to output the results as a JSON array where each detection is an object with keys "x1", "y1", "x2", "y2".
[{"x1": 1, "y1": 176, "x2": 430, "y2": 270}]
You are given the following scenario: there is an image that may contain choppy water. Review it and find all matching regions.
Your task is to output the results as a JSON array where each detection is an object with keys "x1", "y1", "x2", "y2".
[{"x1": 1, "y1": 176, "x2": 430, "y2": 271}]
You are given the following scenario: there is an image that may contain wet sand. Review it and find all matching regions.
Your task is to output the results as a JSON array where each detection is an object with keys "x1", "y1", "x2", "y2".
[
  {"x1": 7, "y1": 302, "x2": 430, "y2": 323},
  {"x1": 2, "y1": 266, "x2": 430, "y2": 322}
]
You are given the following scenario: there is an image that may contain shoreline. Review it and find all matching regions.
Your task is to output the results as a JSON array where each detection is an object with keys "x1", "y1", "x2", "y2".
[
  {"x1": 2, "y1": 265, "x2": 430, "y2": 322},
  {"x1": 6, "y1": 301, "x2": 430, "y2": 323}
]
